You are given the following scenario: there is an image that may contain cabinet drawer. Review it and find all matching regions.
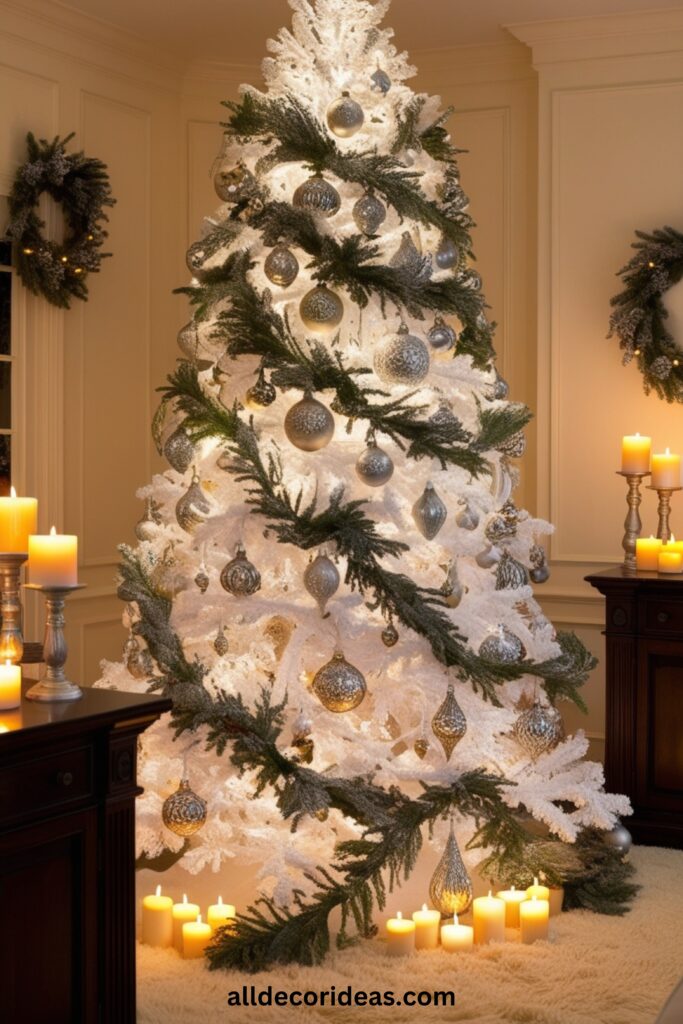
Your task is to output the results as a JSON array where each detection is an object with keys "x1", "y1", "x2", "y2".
[
  {"x1": 643, "y1": 599, "x2": 683, "y2": 635},
  {"x1": 0, "y1": 744, "x2": 94, "y2": 825}
]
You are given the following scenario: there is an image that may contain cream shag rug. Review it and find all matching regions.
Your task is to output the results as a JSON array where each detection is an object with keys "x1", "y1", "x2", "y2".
[{"x1": 137, "y1": 847, "x2": 683, "y2": 1024}]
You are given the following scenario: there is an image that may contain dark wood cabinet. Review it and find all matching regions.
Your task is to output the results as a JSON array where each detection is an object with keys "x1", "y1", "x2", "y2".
[
  {"x1": 0, "y1": 685, "x2": 171, "y2": 1024},
  {"x1": 587, "y1": 568, "x2": 683, "y2": 848}
]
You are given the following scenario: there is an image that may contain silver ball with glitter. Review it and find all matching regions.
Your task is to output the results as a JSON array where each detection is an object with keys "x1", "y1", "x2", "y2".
[
  {"x1": 162, "y1": 779, "x2": 207, "y2": 837},
  {"x1": 479, "y1": 626, "x2": 526, "y2": 664},
  {"x1": 513, "y1": 702, "x2": 564, "y2": 759},
  {"x1": 284, "y1": 392, "x2": 335, "y2": 452},
  {"x1": 390, "y1": 231, "x2": 432, "y2": 282},
  {"x1": 264, "y1": 243, "x2": 299, "y2": 287},
  {"x1": 356, "y1": 442, "x2": 394, "y2": 487},
  {"x1": 352, "y1": 191, "x2": 387, "y2": 235},
  {"x1": 299, "y1": 284, "x2": 344, "y2": 334},
  {"x1": 303, "y1": 552, "x2": 340, "y2": 616},
  {"x1": 163, "y1": 426, "x2": 194, "y2": 474},
  {"x1": 374, "y1": 324, "x2": 430, "y2": 386},
  {"x1": 412, "y1": 481, "x2": 447, "y2": 540},
  {"x1": 220, "y1": 544, "x2": 261, "y2": 597},
  {"x1": 326, "y1": 92, "x2": 364, "y2": 138},
  {"x1": 312, "y1": 650, "x2": 367, "y2": 713}
]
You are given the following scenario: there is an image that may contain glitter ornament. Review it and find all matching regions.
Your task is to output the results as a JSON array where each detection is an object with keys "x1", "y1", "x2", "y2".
[
  {"x1": 162, "y1": 779, "x2": 207, "y2": 837},
  {"x1": 374, "y1": 323, "x2": 430, "y2": 386},
  {"x1": 151, "y1": 548, "x2": 185, "y2": 599},
  {"x1": 356, "y1": 441, "x2": 394, "y2": 487},
  {"x1": 485, "y1": 513, "x2": 517, "y2": 544},
  {"x1": 312, "y1": 650, "x2": 367, "y2": 713},
  {"x1": 431, "y1": 681, "x2": 467, "y2": 761},
  {"x1": 650, "y1": 355, "x2": 673, "y2": 380},
  {"x1": 326, "y1": 92, "x2": 364, "y2": 137},
  {"x1": 412, "y1": 481, "x2": 447, "y2": 540},
  {"x1": 456, "y1": 501, "x2": 479, "y2": 531},
  {"x1": 390, "y1": 231, "x2": 432, "y2": 282},
  {"x1": 175, "y1": 471, "x2": 210, "y2": 533},
  {"x1": 476, "y1": 545, "x2": 500, "y2": 568},
  {"x1": 513, "y1": 702, "x2": 564, "y2": 759},
  {"x1": 245, "y1": 368, "x2": 276, "y2": 409},
  {"x1": 213, "y1": 625, "x2": 229, "y2": 656},
  {"x1": 214, "y1": 161, "x2": 255, "y2": 203},
  {"x1": 500, "y1": 430, "x2": 526, "y2": 458},
  {"x1": 220, "y1": 543, "x2": 261, "y2": 597},
  {"x1": 163, "y1": 426, "x2": 194, "y2": 474},
  {"x1": 427, "y1": 316, "x2": 457, "y2": 352},
  {"x1": 413, "y1": 737, "x2": 430, "y2": 759},
  {"x1": 430, "y1": 401, "x2": 458, "y2": 426},
  {"x1": 124, "y1": 635, "x2": 153, "y2": 679},
  {"x1": 371, "y1": 66, "x2": 391, "y2": 94},
  {"x1": 299, "y1": 284, "x2": 344, "y2": 334},
  {"x1": 479, "y1": 626, "x2": 526, "y2": 664},
  {"x1": 435, "y1": 235, "x2": 460, "y2": 271},
  {"x1": 303, "y1": 551, "x2": 340, "y2": 615},
  {"x1": 135, "y1": 497, "x2": 162, "y2": 542},
  {"x1": 284, "y1": 392, "x2": 335, "y2": 451},
  {"x1": 293, "y1": 174, "x2": 340, "y2": 217},
  {"x1": 264, "y1": 615, "x2": 294, "y2": 661},
  {"x1": 495, "y1": 552, "x2": 529, "y2": 590},
  {"x1": 194, "y1": 567, "x2": 209, "y2": 593},
  {"x1": 381, "y1": 621, "x2": 399, "y2": 647},
  {"x1": 603, "y1": 822, "x2": 632, "y2": 855},
  {"x1": 264, "y1": 243, "x2": 299, "y2": 287},
  {"x1": 429, "y1": 823, "x2": 473, "y2": 915},
  {"x1": 352, "y1": 190, "x2": 386, "y2": 235}
]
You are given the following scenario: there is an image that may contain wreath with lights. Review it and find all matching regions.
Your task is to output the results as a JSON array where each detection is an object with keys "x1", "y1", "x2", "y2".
[
  {"x1": 609, "y1": 226, "x2": 683, "y2": 402},
  {"x1": 6, "y1": 132, "x2": 116, "y2": 309}
]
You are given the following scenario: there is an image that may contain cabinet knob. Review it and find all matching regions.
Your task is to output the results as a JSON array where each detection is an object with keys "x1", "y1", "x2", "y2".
[
  {"x1": 57, "y1": 770, "x2": 74, "y2": 787},
  {"x1": 657, "y1": 611, "x2": 670, "y2": 623}
]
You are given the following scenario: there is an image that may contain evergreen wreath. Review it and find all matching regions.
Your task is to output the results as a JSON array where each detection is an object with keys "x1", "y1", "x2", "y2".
[
  {"x1": 609, "y1": 226, "x2": 683, "y2": 402},
  {"x1": 6, "y1": 132, "x2": 116, "y2": 309}
]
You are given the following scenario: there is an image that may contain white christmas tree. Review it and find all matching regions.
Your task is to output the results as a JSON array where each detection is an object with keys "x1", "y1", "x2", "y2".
[{"x1": 98, "y1": 0, "x2": 635, "y2": 970}]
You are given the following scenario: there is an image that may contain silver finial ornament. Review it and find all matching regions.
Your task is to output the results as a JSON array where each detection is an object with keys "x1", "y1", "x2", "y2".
[
  {"x1": 431, "y1": 682, "x2": 467, "y2": 761},
  {"x1": 412, "y1": 481, "x2": 447, "y2": 540},
  {"x1": 513, "y1": 701, "x2": 564, "y2": 759},
  {"x1": 303, "y1": 552, "x2": 340, "y2": 615}
]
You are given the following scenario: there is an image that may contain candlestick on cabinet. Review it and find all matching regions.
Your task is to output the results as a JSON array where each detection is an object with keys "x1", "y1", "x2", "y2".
[
  {"x1": 23, "y1": 583, "x2": 86, "y2": 702},
  {"x1": 647, "y1": 484, "x2": 682, "y2": 543},
  {"x1": 616, "y1": 471, "x2": 650, "y2": 574},
  {"x1": 621, "y1": 434, "x2": 651, "y2": 475},
  {"x1": 0, "y1": 552, "x2": 28, "y2": 663}
]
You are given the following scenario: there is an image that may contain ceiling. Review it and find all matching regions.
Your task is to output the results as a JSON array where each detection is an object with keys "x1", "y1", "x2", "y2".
[{"x1": 53, "y1": 0, "x2": 682, "y2": 64}]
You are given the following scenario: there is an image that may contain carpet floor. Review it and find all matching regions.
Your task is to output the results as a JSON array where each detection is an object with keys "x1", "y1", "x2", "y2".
[{"x1": 137, "y1": 846, "x2": 683, "y2": 1024}]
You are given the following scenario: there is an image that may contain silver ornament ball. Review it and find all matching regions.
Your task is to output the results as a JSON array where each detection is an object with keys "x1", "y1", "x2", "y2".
[
  {"x1": 214, "y1": 161, "x2": 255, "y2": 203},
  {"x1": 299, "y1": 285, "x2": 344, "y2": 334},
  {"x1": 293, "y1": 175, "x2": 341, "y2": 217},
  {"x1": 412, "y1": 481, "x2": 448, "y2": 540},
  {"x1": 284, "y1": 392, "x2": 335, "y2": 452},
  {"x1": 135, "y1": 498, "x2": 162, "y2": 542},
  {"x1": 356, "y1": 443, "x2": 394, "y2": 487},
  {"x1": 374, "y1": 324, "x2": 430, "y2": 386},
  {"x1": 220, "y1": 544, "x2": 261, "y2": 597},
  {"x1": 264, "y1": 243, "x2": 299, "y2": 287},
  {"x1": 479, "y1": 626, "x2": 526, "y2": 664},
  {"x1": 326, "y1": 92, "x2": 364, "y2": 138},
  {"x1": 514, "y1": 702, "x2": 564, "y2": 760},
  {"x1": 427, "y1": 316, "x2": 457, "y2": 352},
  {"x1": 303, "y1": 552, "x2": 340, "y2": 615},
  {"x1": 603, "y1": 822, "x2": 632, "y2": 855},
  {"x1": 312, "y1": 650, "x2": 367, "y2": 713},
  {"x1": 435, "y1": 236, "x2": 460, "y2": 271},
  {"x1": 162, "y1": 779, "x2": 207, "y2": 837},
  {"x1": 352, "y1": 191, "x2": 387, "y2": 235}
]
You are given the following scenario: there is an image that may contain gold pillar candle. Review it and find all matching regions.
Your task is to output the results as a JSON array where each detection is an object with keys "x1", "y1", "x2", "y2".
[
  {"x1": 28, "y1": 527, "x2": 78, "y2": 586},
  {"x1": 651, "y1": 447, "x2": 681, "y2": 489},
  {"x1": 636, "y1": 536, "x2": 662, "y2": 570},
  {"x1": 496, "y1": 885, "x2": 528, "y2": 928},
  {"x1": 621, "y1": 433, "x2": 651, "y2": 474},
  {"x1": 658, "y1": 544, "x2": 683, "y2": 573},
  {"x1": 440, "y1": 915, "x2": 473, "y2": 952},
  {"x1": 182, "y1": 914, "x2": 213, "y2": 959},
  {"x1": 207, "y1": 896, "x2": 236, "y2": 933},
  {"x1": 520, "y1": 898, "x2": 549, "y2": 944},
  {"x1": 412, "y1": 903, "x2": 441, "y2": 950},
  {"x1": 386, "y1": 911, "x2": 416, "y2": 956},
  {"x1": 0, "y1": 660, "x2": 20, "y2": 710},
  {"x1": 526, "y1": 877, "x2": 550, "y2": 903},
  {"x1": 0, "y1": 488, "x2": 38, "y2": 552},
  {"x1": 141, "y1": 885, "x2": 173, "y2": 948},
  {"x1": 473, "y1": 891, "x2": 506, "y2": 945},
  {"x1": 172, "y1": 894, "x2": 200, "y2": 951}
]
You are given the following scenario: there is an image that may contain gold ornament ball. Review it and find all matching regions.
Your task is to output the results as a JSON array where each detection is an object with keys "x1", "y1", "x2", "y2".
[
  {"x1": 264, "y1": 243, "x2": 299, "y2": 287},
  {"x1": 312, "y1": 650, "x2": 367, "y2": 713},
  {"x1": 284, "y1": 392, "x2": 335, "y2": 452},
  {"x1": 299, "y1": 285, "x2": 344, "y2": 334},
  {"x1": 162, "y1": 779, "x2": 207, "y2": 837}
]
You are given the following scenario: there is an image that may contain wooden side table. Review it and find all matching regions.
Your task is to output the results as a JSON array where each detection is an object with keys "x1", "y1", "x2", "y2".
[
  {"x1": 587, "y1": 568, "x2": 683, "y2": 849},
  {"x1": 0, "y1": 684, "x2": 171, "y2": 1024}
]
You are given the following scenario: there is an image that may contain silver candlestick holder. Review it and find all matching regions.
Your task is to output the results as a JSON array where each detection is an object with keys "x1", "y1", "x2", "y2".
[
  {"x1": 0, "y1": 551, "x2": 28, "y2": 663},
  {"x1": 617, "y1": 471, "x2": 650, "y2": 574},
  {"x1": 23, "y1": 583, "x2": 86, "y2": 702},
  {"x1": 647, "y1": 484, "x2": 682, "y2": 543}
]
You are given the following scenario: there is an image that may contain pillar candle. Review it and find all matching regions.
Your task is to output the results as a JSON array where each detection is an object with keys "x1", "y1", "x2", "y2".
[
  {"x1": 207, "y1": 896, "x2": 236, "y2": 933},
  {"x1": 473, "y1": 891, "x2": 506, "y2": 945},
  {"x1": 28, "y1": 527, "x2": 78, "y2": 586},
  {"x1": 182, "y1": 914, "x2": 213, "y2": 959},
  {"x1": 141, "y1": 884, "x2": 173, "y2": 947},
  {"x1": 496, "y1": 885, "x2": 528, "y2": 928},
  {"x1": 172, "y1": 894, "x2": 200, "y2": 951},
  {"x1": 651, "y1": 448, "x2": 681, "y2": 489},
  {"x1": 386, "y1": 911, "x2": 416, "y2": 957},
  {"x1": 636, "y1": 536, "x2": 662, "y2": 570},
  {"x1": 526, "y1": 877, "x2": 550, "y2": 903},
  {"x1": 0, "y1": 660, "x2": 20, "y2": 710},
  {"x1": 621, "y1": 434, "x2": 651, "y2": 475},
  {"x1": 412, "y1": 904, "x2": 441, "y2": 950},
  {"x1": 658, "y1": 544, "x2": 683, "y2": 574},
  {"x1": 440, "y1": 915, "x2": 473, "y2": 952},
  {"x1": 668, "y1": 535, "x2": 683, "y2": 553},
  {"x1": 0, "y1": 488, "x2": 38, "y2": 552},
  {"x1": 520, "y1": 898, "x2": 549, "y2": 944}
]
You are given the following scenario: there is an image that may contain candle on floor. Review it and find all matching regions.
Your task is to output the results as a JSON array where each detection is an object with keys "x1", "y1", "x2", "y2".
[
  {"x1": 440, "y1": 914, "x2": 473, "y2": 952},
  {"x1": 28, "y1": 527, "x2": 78, "y2": 586},
  {"x1": 651, "y1": 448, "x2": 681, "y2": 489},
  {"x1": 473, "y1": 891, "x2": 506, "y2": 945},
  {"x1": 621, "y1": 433, "x2": 651, "y2": 475},
  {"x1": 520, "y1": 897, "x2": 549, "y2": 944},
  {"x1": 496, "y1": 885, "x2": 527, "y2": 928},
  {"x1": 636, "y1": 536, "x2": 662, "y2": 570},
  {"x1": 0, "y1": 488, "x2": 38, "y2": 552},
  {"x1": 658, "y1": 543, "x2": 683, "y2": 574},
  {"x1": 412, "y1": 903, "x2": 441, "y2": 950},
  {"x1": 141, "y1": 884, "x2": 173, "y2": 948},
  {"x1": 172, "y1": 894, "x2": 200, "y2": 951},
  {"x1": 207, "y1": 896, "x2": 236, "y2": 933},
  {"x1": 182, "y1": 914, "x2": 213, "y2": 959},
  {"x1": 548, "y1": 888, "x2": 564, "y2": 917},
  {"x1": 386, "y1": 911, "x2": 416, "y2": 956},
  {"x1": 526, "y1": 877, "x2": 550, "y2": 903},
  {"x1": 0, "y1": 660, "x2": 20, "y2": 710}
]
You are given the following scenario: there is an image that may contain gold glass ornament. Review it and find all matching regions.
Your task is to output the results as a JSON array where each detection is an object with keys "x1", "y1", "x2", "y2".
[
  {"x1": 431, "y1": 681, "x2": 467, "y2": 761},
  {"x1": 299, "y1": 284, "x2": 344, "y2": 334},
  {"x1": 264, "y1": 615, "x2": 294, "y2": 661},
  {"x1": 326, "y1": 92, "x2": 364, "y2": 137},
  {"x1": 303, "y1": 551, "x2": 340, "y2": 615},
  {"x1": 220, "y1": 543, "x2": 261, "y2": 597},
  {"x1": 264, "y1": 243, "x2": 299, "y2": 287},
  {"x1": 312, "y1": 649, "x2": 366, "y2": 713},
  {"x1": 284, "y1": 391, "x2": 335, "y2": 452},
  {"x1": 429, "y1": 823, "x2": 473, "y2": 915},
  {"x1": 381, "y1": 621, "x2": 399, "y2": 647},
  {"x1": 162, "y1": 779, "x2": 207, "y2": 837},
  {"x1": 175, "y1": 470, "x2": 210, "y2": 534}
]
